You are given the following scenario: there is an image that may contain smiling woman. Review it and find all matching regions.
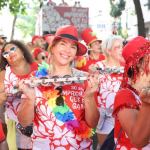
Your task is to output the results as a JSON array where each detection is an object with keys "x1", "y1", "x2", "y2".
[
  {"x1": 88, "y1": 35, "x2": 125, "y2": 148},
  {"x1": 0, "y1": 40, "x2": 38, "y2": 150},
  {"x1": 0, "y1": 40, "x2": 34, "y2": 71},
  {"x1": 17, "y1": 25, "x2": 100, "y2": 150}
]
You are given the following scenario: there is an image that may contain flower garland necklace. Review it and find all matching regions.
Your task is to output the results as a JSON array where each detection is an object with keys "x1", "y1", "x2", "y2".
[{"x1": 35, "y1": 62, "x2": 96, "y2": 138}]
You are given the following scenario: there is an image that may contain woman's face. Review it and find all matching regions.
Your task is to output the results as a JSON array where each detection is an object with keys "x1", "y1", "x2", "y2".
[
  {"x1": 90, "y1": 41, "x2": 101, "y2": 53},
  {"x1": 36, "y1": 52, "x2": 48, "y2": 64},
  {"x1": 51, "y1": 38, "x2": 77, "y2": 66},
  {"x1": 107, "y1": 40, "x2": 123, "y2": 61},
  {"x1": 3, "y1": 44, "x2": 24, "y2": 65}
]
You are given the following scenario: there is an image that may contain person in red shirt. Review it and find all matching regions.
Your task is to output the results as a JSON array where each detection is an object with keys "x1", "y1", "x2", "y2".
[
  {"x1": 88, "y1": 35, "x2": 124, "y2": 148},
  {"x1": 17, "y1": 25, "x2": 100, "y2": 150},
  {"x1": 112, "y1": 36, "x2": 150, "y2": 149},
  {"x1": 75, "y1": 28, "x2": 105, "y2": 72},
  {"x1": 0, "y1": 40, "x2": 38, "y2": 150}
]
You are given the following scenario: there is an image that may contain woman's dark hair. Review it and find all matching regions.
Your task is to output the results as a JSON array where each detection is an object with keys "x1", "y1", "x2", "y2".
[
  {"x1": 45, "y1": 42, "x2": 49, "y2": 51},
  {"x1": 127, "y1": 57, "x2": 144, "y2": 79},
  {"x1": 88, "y1": 44, "x2": 91, "y2": 55},
  {"x1": 0, "y1": 40, "x2": 34, "y2": 70}
]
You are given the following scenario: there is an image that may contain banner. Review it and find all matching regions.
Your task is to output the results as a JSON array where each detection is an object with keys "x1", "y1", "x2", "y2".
[{"x1": 42, "y1": 6, "x2": 89, "y2": 32}]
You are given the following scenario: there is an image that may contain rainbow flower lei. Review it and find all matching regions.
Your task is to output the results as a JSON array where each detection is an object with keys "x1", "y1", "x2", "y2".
[{"x1": 35, "y1": 62, "x2": 96, "y2": 138}]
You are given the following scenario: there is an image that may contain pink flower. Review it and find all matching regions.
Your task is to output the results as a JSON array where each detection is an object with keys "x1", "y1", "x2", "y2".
[{"x1": 65, "y1": 120, "x2": 80, "y2": 130}]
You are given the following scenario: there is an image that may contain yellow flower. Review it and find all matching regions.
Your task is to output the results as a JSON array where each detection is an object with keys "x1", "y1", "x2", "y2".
[{"x1": 47, "y1": 97, "x2": 57, "y2": 108}]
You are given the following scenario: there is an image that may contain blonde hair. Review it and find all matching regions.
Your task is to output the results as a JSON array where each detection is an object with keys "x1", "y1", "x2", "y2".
[
  {"x1": 47, "y1": 38, "x2": 62, "y2": 54},
  {"x1": 102, "y1": 35, "x2": 123, "y2": 57}
]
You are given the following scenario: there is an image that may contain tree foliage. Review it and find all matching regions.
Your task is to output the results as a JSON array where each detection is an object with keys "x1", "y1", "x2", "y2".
[
  {"x1": 110, "y1": 0, "x2": 145, "y2": 37},
  {"x1": 0, "y1": 0, "x2": 28, "y2": 15},
  {"x1": 109, "y1": 0, "x2": 126, "y2": 18},
  {"x1": 15, "y1": 1, "x2": 39, "y2": 39}
]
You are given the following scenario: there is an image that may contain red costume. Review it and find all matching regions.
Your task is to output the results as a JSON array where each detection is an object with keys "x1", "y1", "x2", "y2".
[
  {"x1": 113, "y1": 36, "x2": 150, "y2": 149},
  {"x1": 75, "y1": 28, "x2": 105, "y2": 72}
]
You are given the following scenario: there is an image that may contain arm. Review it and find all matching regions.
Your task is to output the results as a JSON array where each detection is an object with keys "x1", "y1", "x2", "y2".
[
  {"x1": 84, "y1": 71, "x2": 100, "y2": 128},
  {"x1": 17, "y1": 80, "x2": 35, "y2": 127},
  {"x1": 0, "y1": 70, "x2": 10, "y2": 105},
  {"x1": 118, "y1": 89, "x2": 150, "y2": 148}
]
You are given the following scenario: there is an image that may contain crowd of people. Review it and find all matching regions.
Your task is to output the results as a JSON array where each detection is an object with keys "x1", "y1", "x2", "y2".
[
  {"x1": 0, "y1": 24, "x2": 150, "y2": 150},
  {"x1": 40, "y1": 0, "x2": 82, "y2": 8}
]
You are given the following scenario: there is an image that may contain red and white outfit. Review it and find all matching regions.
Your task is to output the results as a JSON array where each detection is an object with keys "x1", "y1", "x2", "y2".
[
  {"x1": 96, "y1": 61, "x2": 124, "y2": 134},
  {"x1": 31, "y1": 70, "x2": 93, "y2": 150},
  {"x1": 75, "y1": 54, "x2": 105, "y2": 72},
  {"x1": 113, "y1": 88, "x2": 150, "y2": 150},
  {"x1": 4, "y1": 62, "x2": 38, "y2": 149}
]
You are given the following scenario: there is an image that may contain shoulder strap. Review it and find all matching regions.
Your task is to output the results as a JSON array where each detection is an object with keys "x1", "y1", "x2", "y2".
[{"x1": 113, "y1": 128, "x2": 123, "y2": 150}]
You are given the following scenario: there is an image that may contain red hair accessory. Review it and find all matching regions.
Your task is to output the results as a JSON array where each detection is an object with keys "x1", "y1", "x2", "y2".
[
  {"x1": 121, "y1": 36, "x2": 150, "y2": 88},
  {"x1": 33, "y1": 48, "x2": 43, "y2": 58},
  {"x1": 32, "y1": 35, "x2": 44, "y2": 43}
]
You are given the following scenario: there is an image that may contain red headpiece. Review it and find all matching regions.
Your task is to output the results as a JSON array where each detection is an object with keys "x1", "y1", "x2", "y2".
[
  {"x1": 81, "y1": 28, "x2": 102, "y2": 46},
  {"x1": 32, "y1": 35, "x2": 44, "y2": 44},
  {"x1": 33, "y1": 48, "x2": 43, "y2": 58},
  {"x1": 122, "y1": 36, "x2": 150, "y2": 88},
  {"x1": 44, "y1": 25, "x2": 87, "y2": 56}
]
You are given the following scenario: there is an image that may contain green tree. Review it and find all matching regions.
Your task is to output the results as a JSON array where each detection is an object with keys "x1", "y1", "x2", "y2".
[
  {"x1": 15, "y1": 1, "x2": 40, "y2": 40},
  {"x1": 110, "y1": 0, "x2": 126, "y2": 18},
  {"x1": 109, "y1": 0, "x2": 145, "y2": 37},
  {"x1": 0, "y1": 0, "x2": 28, "y2": 40}
]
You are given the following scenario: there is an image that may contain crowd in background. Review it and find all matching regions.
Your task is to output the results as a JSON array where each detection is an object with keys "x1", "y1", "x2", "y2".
[
  {"x1": 40, "y1": 0, "x2": 82, "y2": 8},
  {"x1": 0, "y1": 24, "x2": 150, "y2": 150}
]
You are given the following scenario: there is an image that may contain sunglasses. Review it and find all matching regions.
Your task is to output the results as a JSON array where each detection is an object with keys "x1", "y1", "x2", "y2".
[
  {"x1": 2, "y1": 47, "x2": 16, "y2": 58},
  {"x1": 25, "y1": 74, "x2": 87, "y2": 87},
  {"x1": 2, "y1": 37, "x2": 7, "y2": 40},
  {"x1": 42, "y1": 56, "x2": 48, "y2": 60}
]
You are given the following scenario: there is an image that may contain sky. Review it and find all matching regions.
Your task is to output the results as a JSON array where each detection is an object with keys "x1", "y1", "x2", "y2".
[{"x1": 0, "y1": 0, "x2": 112, "y2": 41}]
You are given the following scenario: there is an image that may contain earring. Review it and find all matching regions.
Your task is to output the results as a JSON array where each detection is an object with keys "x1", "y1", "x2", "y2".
[{"x1": 22, "y1": 54, "x2": 24, "y2": 59}]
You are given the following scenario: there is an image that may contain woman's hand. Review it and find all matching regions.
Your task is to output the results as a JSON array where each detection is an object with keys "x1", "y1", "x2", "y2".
[
  {"x1": 0, "y1": 92, "x2": 11, "y2": 105},
  {"x1": 88, "y1": 64, "x2": 98, "y2": 74},
  {"x1": 139, "y1": 87, "x2": 150, "y2": 106},
  {"x1": 17, "y1": 79, "x2": 36, "y2": 103},
  {"x1": 84, "y1": 70, "x2": 100, "y2": 101}
]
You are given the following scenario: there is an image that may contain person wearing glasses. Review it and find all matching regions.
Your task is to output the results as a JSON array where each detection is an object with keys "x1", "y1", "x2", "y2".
[
  {"x1": 33, "y1": 47, "x2": 48, "y2": 65},
  {"x1": 0, "y1": 35, "x2": 7, "y2": 53},
  {"x1": 17, "y1": 25, "x2": 100, "y2": 150},
  {"x1": 0, "y1": 40, "x2": 38, "y2": 150},
  {"x1": 89, "y1": 36, "x2": 125, "y2": 148}
]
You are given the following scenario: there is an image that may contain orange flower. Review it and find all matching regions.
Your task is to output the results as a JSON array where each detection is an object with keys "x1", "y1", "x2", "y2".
[
  {"x1": 43, "y1": 90, "x2": 59, "y2": 99},
  {"x1": 74, "y1": 120, "x2": 92, "y2": 138}
]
